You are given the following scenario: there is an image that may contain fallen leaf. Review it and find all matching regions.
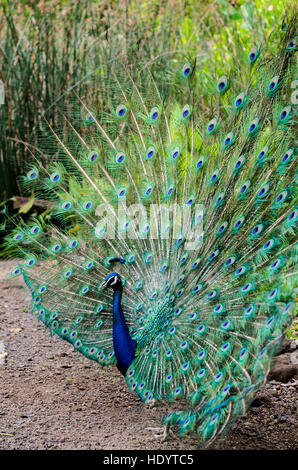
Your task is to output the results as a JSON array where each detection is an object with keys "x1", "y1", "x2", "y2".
[
  {"x1": 18, "y1": 195, "x2": 35, "y2": 214},
  {"x1": 8, "y1": 327, "x2": 22, "y2": 333}
]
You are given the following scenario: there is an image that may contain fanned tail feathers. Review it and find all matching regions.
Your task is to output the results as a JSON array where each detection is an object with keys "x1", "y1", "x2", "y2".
[{"x1": 6, "y1": 13, "x2": 297, "y2": 447}]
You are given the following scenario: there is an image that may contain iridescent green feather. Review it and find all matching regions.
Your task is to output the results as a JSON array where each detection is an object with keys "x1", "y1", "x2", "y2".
[{"x1": 5, "y1": 11, "x2": 298, "y2": 449}]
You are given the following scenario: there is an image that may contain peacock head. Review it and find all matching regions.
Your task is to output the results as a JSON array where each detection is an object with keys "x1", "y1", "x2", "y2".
[{"x1": 100, "y1": 272, "x2": 122, "y2": 290}]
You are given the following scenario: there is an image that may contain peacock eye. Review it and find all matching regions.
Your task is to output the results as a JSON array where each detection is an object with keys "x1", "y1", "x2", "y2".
[
  {"x1": 214, "y1": 304, "x2": 224, "y2": 313},
  {"x1": 83, "y1": 201, "x2": 92, "y2": 210},
  {"x1": 31, "y1": 225, "x2": 41, "y2": 235},
  {"x1": 62, "y1": 202, "x2": 71, "y2": 210},
  {"x1": 86, "y1": 113, "x2": 95, "y2": 122},
  {"x1": 218, "y1": 222, "x2": 228, "y2": 234},
  {"x1": 275, "y1": 191, "x2": 287, "y2": 205},
  {"x1": 257, "y1": 183, "x2": 270, "y2": 199},
  {"x1": 196, "y1": 156, "x2": 204, "y2": 169},
  {"x1": 116, "y1": 104, "x2": 127, "y2": 118},
  {"x1": 264, "y1": 239, "x2": 276, "y2": 253},
  {"x1": 217, "y1": 76, "x2": 229, "y2": 93},
  {"x1": 234, "y1": 155, "x2": 245, "y2": 171},
  {"x1": 281, "y1": 149, "x2": 293, "y2": 164},
  {"x1": 268, "y1": 75, "x2": 279, "y2": 94},
  {"x1": 150, "y1": 106, "x2": 160, "y2": 121},
  {"x1": 116, "y1": 152, "x2": 126, "y2": 163},
  {"x1": 223, "y1": 132, "x2": 233, "y2": 147},
  {"x1": 182, "y1": 62, "x2": 192, "y2": 77},
  {"x1": 242, "y1": 282, "x2": 253, "y2": 293},
  {"x1": 269, "y1": 81, "x2": 276, "y2": 90},
  {"x1": 12, "y1": 268, "x2": 21, "y2": 276},
  {"x1": 224, "y1": 255, "x2": 236, "y2": 267},
  {"x1": 239, "y1": 180, "x2": 250, "y2": 196},
  {"x1": 234, "y1": 92, "x2": 245, "y2": 109},
  {"x1": 171, "y1": 148, "x2": 180, "y2": 160},
  {"x1": 27, "y1": 170, "x2": 38, "y2": 180},
  {"x1": 182, "y1": 104, "x2": 191, "y2": 119},
  {"x1": 248, "y1": 46, "x2": 259, "y2": 63},
  {"x1": 197, "y1": 368, "x2": 205, "y2": 378},
  {"x1": 50, "y1": 172, "x2": 61, "y2": 182},
  {"x1": 210, "y1": 170, "x2": 220, "y2": 183},
  {"x1": 146, "y1": 145, "x2": 155, "y2": 160},
  {"x1": 89, "y1": 151, "x2": 98, "y2": 162},
  {"x1": 257, "y1": 145, "x2": 268, "y2": 161},
  {"x1": 251, "y1": 224, "x2": 263, "y2": 235},
  {"x1": 239, "y1": 348, "x2": 247, "y2": 360},
  {"x1": 207, "y1": 118, "x2": 217, "y2": 134},
  {"x1": 279, "y1": 105, "x2": 291, "y2": 122},
  {"x1": 286, "y1": 38, "x2": 296, "y2": 50},
  {"x1": 13, "y1": 233, "x2": 23, "y2": 241},
  {"x1": 215, "y1": 192, "x2": 224, "y2": 206},
  {"x1": 288, "y1": 209, "x2": 296, "y2": 221},
  {"x1": 269, "y1": 288, "x2": 277, "y2": 299},
  {"x1": 248, "y1": 118, "x2": 259, "y2": 134}
]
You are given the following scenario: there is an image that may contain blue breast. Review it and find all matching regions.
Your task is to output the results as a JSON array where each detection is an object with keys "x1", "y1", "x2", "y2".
[{"x1": 112, "y1": 288, "x2": 136, "y2": 374}]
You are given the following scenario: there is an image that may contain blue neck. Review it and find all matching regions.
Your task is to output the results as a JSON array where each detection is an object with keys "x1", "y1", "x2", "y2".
[{"x1": 112, "y1": 286, "x2": 136, "y2": 375}]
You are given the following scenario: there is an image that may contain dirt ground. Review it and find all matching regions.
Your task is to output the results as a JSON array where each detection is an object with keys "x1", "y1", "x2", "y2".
[{"x1": 0, "y1": 259, "x2": 297, "y2": 451}]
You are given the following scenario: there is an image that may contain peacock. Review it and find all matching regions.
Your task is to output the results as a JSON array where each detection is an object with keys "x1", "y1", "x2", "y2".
[{"x1": 5, "y1": 11, "x2": 297, "y2": 448}]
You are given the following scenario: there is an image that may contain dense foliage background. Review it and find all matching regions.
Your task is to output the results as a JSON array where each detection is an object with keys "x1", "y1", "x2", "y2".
[{"x1": 0, "y1": 0, "x2": 287, "y2": 206}]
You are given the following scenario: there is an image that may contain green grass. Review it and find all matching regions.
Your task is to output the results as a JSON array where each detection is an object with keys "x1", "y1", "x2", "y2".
[{"x1": 0, "y1": 0, "x2": 289, "y2": 201}]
